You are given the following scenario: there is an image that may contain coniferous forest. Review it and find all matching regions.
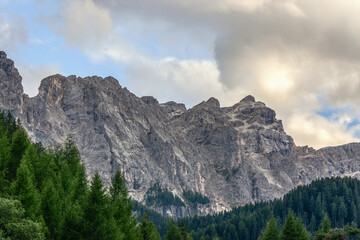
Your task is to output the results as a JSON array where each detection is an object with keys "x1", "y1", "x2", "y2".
[
  {"x1": 3, "y1": 110, "x2": 360, "y2": 240},
  {"x1": 0, "y1": 111, "x2": 163, "y2": 240},
  {"x1": 182, "y1": 177, "x2": 360, "y2": 240}
]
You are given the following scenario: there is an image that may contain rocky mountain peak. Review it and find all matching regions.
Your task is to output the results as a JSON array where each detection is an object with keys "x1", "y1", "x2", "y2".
[
  {"x1": 240, "y1": 95, "x2": 255, "y2": 103},
  {"x1": 0, "y1": 51, "x2": 23, "y2": 109},
  {"x1": 160, "y1": 101, "x2": 187, "y2": 118},
  {"x1": 205, "y1": 97, "x2": 220, "y2": 109},
  {"x1": 141, "y1": 96, "x2": 159, "y2": 105},
  {"x1": 38, "y1": 74, "x2": 66, "y2": 102}
]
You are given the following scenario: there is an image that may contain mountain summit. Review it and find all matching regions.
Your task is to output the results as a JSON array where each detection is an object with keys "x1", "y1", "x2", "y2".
[{"x1": 1, "y1": 51, "x2": 360, "y2": 217}]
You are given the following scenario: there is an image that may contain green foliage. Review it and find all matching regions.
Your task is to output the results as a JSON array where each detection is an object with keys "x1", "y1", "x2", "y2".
[
  {"x1": 83, "y1": 172, "x2": 118, "y2": 240},
  {"x1": 132, "y1": 200, "x2": 170, "y2": 236},
  {"x1": 146, "y1": 183, "x2": 185, "y2": 207},
  {"x1": 8, "y1": 128, "x2": 29, "y2": 180},
  {"x1": 183, "y1": 190, "x2": 210, "y2": 207},
  {"x1": 183, "y1": 177, "x2": 360, "y2": 240},
  {"x1": 110, "y1": 170, "x2": 137, "y2": 240},
  {"x1": 314, "y1": 214, "x2": 332, "y2": 240},
  {"x1": 165, "y1": 220, "x2": 183, "y2": 240},
  {"x1": 0, "y1": 111, "x2": 161, "y2": 240},
  {"x1": 11, "y1": 158, "x2": 41, "y2": 221},
  {"x1": 0, "y1": 197, "x2": 45, "y2": 240},
  {"x1": 258, "y1": 214, "x2": 280, "y2": 240},
  {"x1": 139, "y1": 214, "x2": 161, "y2": 240}
]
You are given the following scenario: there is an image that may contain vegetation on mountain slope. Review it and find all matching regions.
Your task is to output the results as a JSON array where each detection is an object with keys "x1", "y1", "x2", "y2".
[
  {"x1": 0, "y1": 111, "x2": 193, "y2": 240},
  {"x1": 183, "y1": 177, "x2": 360, "y2": 240}
]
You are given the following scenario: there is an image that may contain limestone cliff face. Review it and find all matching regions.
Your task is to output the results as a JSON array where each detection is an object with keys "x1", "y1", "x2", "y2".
[{"x1": 1, "y1": 51, "x2": 360, "y2": 217}]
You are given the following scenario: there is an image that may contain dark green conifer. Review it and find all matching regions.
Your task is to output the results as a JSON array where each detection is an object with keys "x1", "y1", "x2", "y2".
[
  {"x1": 83, "y1": 172, "x2": 118, "y2": 240},
  {"x1": 314, "y1": 214, "x2": 331, "y2": 240},
  {"x1": 11, "y1": 159, "x2": 40, "y2": 221},
  {"x1": 281, "y1": 211, "x2": 309, "y2": 240},
  {"x1": 138, "y1": 214, "x2": 161, "y2": 240},
  {"x1": 8, "y1": 128, "x2": 29, "y2": 180},
  {"x1": 165, "y1": 219, "x2": 182, "y2": 240},
  {"x1": 110, "y1": 170, "x2": 137, "y2": 240},
  {"x1": 259, "y1": 214, "x2": 280, "y2": 240}
]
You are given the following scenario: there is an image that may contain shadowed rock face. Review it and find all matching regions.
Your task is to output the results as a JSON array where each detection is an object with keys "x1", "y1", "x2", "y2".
[{"x1": 1, "y1": 51, "x2": 360, "y2": 218}]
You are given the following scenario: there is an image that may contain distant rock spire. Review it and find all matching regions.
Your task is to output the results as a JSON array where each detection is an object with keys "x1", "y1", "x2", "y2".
[{"x1": 0, "y1": 50, "x2": 24, "y2": 109}]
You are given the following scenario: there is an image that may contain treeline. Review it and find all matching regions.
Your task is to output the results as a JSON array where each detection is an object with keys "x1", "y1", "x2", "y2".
[
  {"x1": 259, "y1": 210, "x2": 360, "y2": 240},
  {"x1": 183, "y1": 190, "x2": 210, "y2": 207},
  {"x1": 183, "y1": 177, "x2": 360, "y2": 240},
  {"x1": 0, "y1": 111, "x2": 192, "y2": 240},
  {"x1": 146, "y1": 183, "x2": 185, "y2": 207}
]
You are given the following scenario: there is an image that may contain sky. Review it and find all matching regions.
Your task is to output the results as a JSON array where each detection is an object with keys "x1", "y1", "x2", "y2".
[{"x1": 1, "y1": 0, "x2": 360, "y2": 149}]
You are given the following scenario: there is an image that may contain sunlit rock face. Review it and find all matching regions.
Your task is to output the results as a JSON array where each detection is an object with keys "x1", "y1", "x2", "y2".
[{"x1": 1, "y1": 51, "x2": 360, "y2": 218}]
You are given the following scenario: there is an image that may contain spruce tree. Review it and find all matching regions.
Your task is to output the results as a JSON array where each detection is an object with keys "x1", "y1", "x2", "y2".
[
  {"x1": 281, "y1": 211, "x2": 297, "y2": 240},
  {"x1": 165, "y1": 219, "x2": 182, "y2": 240},
  {"x1": 83, "y1": 172, "x2": 118, "y2": 240},
  {"x1": 281, "y1": 211, "x2": 309, "y2": 240},
  {"x1": 41, "y1": 179, "x2": 62, "y2": 239},
  {"x1": 11, "y1": 158, "x2": 41, "y2": 221},
  {"x1": 8, "y1": 128, "x2": 29, "y2": 180},
  {"x1": 314, "y1": 214, "x2": 331, "y2": 240},
  {"x1": 294, "y1": 217, "x2": 310, "y2": 240},
  {"x1": 63, "y1": 137, "x2": 81, "y2": 176},
  {"x1": 138, "y1": 214, "x2": 161, "y2": 240},
  {"x1": 259, "y1": 214, "x2": 280, "y2": 240},
  {"x1": 180, "y1": 220, "x2": 193, "y2": 240},
  {"x1": 110, "y1": 170, "x2": 137, "y2": 240}
]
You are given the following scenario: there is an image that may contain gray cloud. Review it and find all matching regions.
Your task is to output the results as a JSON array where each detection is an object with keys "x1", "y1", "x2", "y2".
[
  {"x1": 0, "y1": 12, "x2": 27, "y2": 52},
  {"x1": 50, "y1": 0, "x2": 360, "y2": 148}
]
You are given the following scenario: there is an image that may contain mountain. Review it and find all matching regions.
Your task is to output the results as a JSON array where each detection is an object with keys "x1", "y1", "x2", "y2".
[{"x1": 1, "y1": 50, "x2": 360, "y2": 218}]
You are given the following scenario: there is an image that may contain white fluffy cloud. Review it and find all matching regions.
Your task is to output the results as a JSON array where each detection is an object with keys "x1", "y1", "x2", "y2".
[
  {"x1": 0, "y1": 13, "x2": 27, "y2": 52},
  {"x1": 125, "y1": 58, "x2": 222, "y2": 107},
  {"x1": 54, "y1": 0, "x2": 112, "y2": 48},
  {"x1": 48, "y1": 0, "x2": 360, "y2": 148}
]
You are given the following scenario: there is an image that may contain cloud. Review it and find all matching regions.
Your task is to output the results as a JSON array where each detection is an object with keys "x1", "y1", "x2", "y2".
[
  {"x1": 20, "y1": 63, "x2": 60, "y2": 97},
  {"x1": 0, "y1": 13, "x2": 27, "y2": 52},
  {"x1": 125, "y1": 57, "x2": 222, "y2": 106},
  {"x1": 286, "y1": 112, "x2": 358, "y2": 149},
  {"x1": 54, "y1": 0, "x2": 112, "y2": 48},
  {"x1": 46, "y1": 0, "x2": 360, "y2": 148}
]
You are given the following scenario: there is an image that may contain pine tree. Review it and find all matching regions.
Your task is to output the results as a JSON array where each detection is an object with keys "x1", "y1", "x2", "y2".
[
  {"x1": 60, "y1": 203, "x2": 85, "y2": 240},
  {"x1": 281, "y1": 211, "x2": 309, "y2": 240},
  {"x1": 83, "y1": 172, "x2": 118, "y2": 240},
  {"x1": 258, "y1": 214, "x2": 280, "y2": 240},
  {"x1": 110, "y1": 170, "x2": 137, "y2": 240},
  {"x1": 138, "y1": 214, "x2": 161, "y2": 240},
  {"x1": 180, "y1": 220, "x2": 193, "y2": 240},
  {"x1": 0, "y1": 133, "x2": 10, "y2": 193},
  {"x1": 281, "y1": 211, "x2": 297, "y2": 240},
  {"x1": 314, "y1": 214, "x2": 331, "y2": 240},
  {"x1": 8, "y1": 128, "x2": 29, "y2": 180},
  {"x1": 165, "y1": 219, "x2": 182, "y2": 240},
  {"x1": 63, "y1": 137, "x2": 81, "y2": 176},
  {"x1": 71, "y1": 165, "x2": 88, "y2": 203},
  {"x1": 294, "y1": 217, "x2": 310, "y2": 240},
  {"x1": 11, "y1": 158, "x2": 41, "y2": 221},
  {"x1": 41, "y1": 179, "x2": 62, "y2": 239},
  {"x1": 22, "y1": 144, "x2": 43, "y2": 187}
]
